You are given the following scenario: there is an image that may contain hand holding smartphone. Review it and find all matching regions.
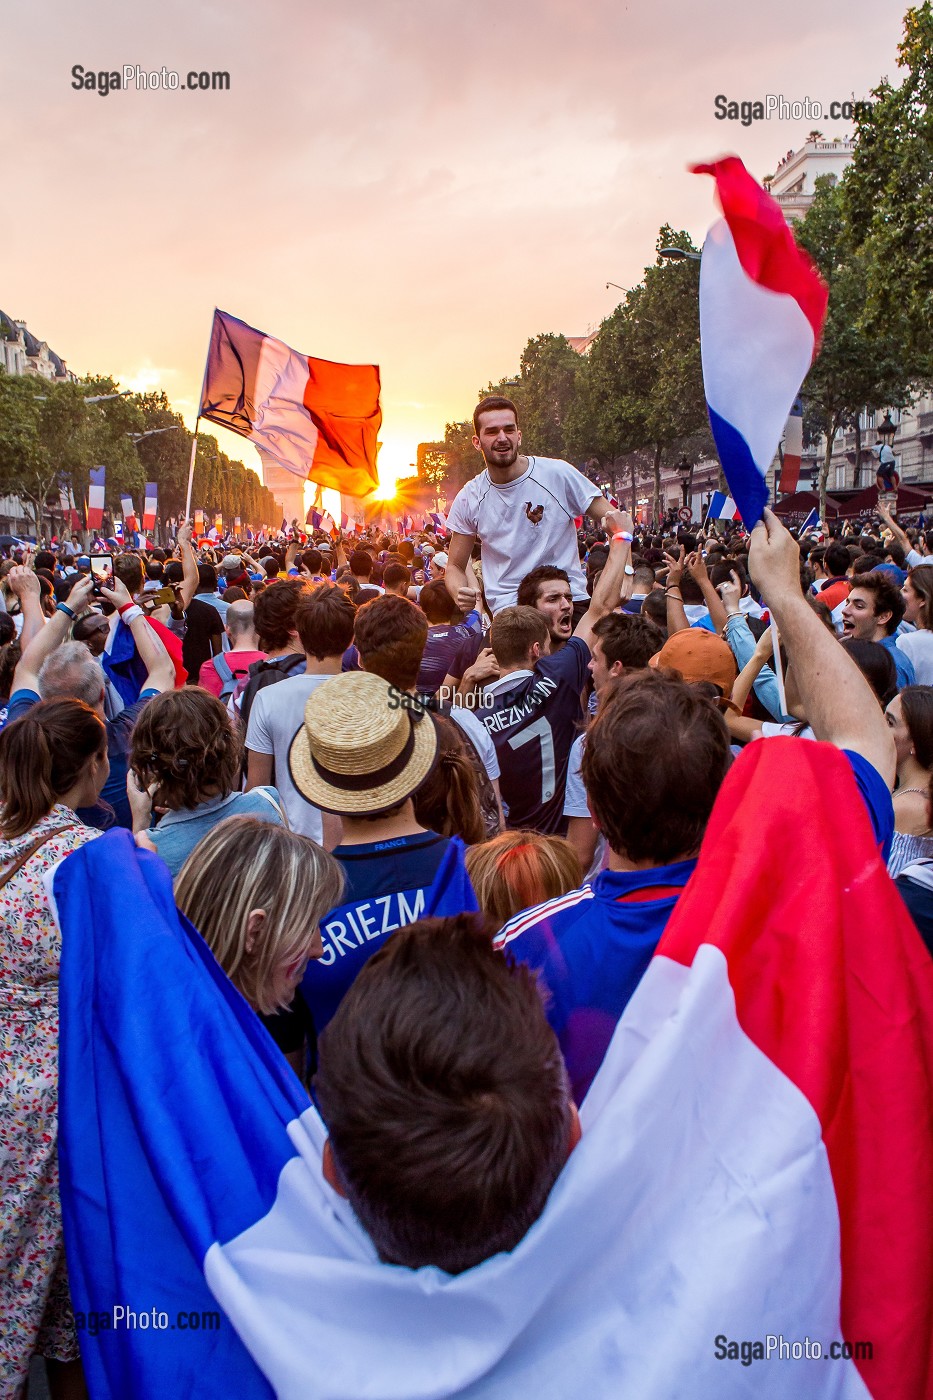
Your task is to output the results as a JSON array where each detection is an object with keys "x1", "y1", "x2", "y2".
[{"x1": 90, "y1": 554, "x2": 114, "y2": 595}]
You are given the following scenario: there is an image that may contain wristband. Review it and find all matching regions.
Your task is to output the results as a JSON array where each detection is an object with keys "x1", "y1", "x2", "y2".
[
  {"x1": 117, "y1": 600, "x2": 137, "y2": 614},
  {"x1": 56, "y1": 602, "x2": 76, "y2": 620},
  {"x1": 613, "y1": 531, "x2": 634, "y2": 544},
  {"x1": 118, "y1": 604, "x2": 143, "y2": 625}
]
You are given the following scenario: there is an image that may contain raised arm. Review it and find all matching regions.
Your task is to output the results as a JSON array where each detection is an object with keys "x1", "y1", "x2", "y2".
[
  {"x1": 662, "y1": 547, "x2": 690, "y2": 635},
  {"x1": 7, "y1": 566, "x2": 47, "y2": 653},
  {"x1": 748, "y1": 509, "x2": 896, "y2": 785},
  {"x1": 175, "y1": 520, "x2": 199, "y2": 609},
  {"x1": 13, "y1": 573, "x2": 96, "y2": 693},
  {"x1": 686, "y1": 551, "x2": 728, "y2": 633},
  {"x1": 444, "y1": 532, "x2": 478, "y2": 612},
  {"x1": 573, "y1": 520, "x2": 633, "y2": 651},
  {"x1": 100, "y1": 577, "x2": 176, "y2": 694}
]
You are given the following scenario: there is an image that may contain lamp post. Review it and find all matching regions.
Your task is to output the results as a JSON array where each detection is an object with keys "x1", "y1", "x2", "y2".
[
  {"x1": 658, "y1": 247, "x2": 702, "y2": 263},
  {"x1": 676, "y1": 454, "x2": 694, "y2": 511},
  {"x1": 877, "y1": 411, "x2": 897, "y2": 448}
]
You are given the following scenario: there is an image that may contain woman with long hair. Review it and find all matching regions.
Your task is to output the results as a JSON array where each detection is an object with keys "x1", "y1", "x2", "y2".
[
  {"x1": 128, "y1": 688, "x2": 286, "y2": 876},
  {"x1": 412, "y1": 714, "x2": 485, "y2": 846},
  {"x1": 175, "y1": 816, "x2": 344, "y2": 1077},
  {"x1": 0, "y1": 699, "x2": 110, "y2": 1398},
  {"x1": 885, "y1": 685, "x2": 933, "y2": 876},
  {"x1": 897, "y1": 565, "x2": 933, "y2": 685}
]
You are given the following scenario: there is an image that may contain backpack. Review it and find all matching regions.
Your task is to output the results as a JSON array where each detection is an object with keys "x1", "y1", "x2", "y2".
[
  {"x1": 238, "y1": 652, "x2": 307, "y2": 733},
  {"x1": 212, "y1": 652, "x2": 253, "y2": 702}
]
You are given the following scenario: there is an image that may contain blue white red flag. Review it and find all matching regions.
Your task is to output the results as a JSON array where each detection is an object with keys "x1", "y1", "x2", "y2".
[
  {"x1": 779, "y1": 396, "x2": 805, "y2": 493},
  {"x1": 120, "y1": 494, "x2": 138, "y2": 532},
  {"x1": 86, "y1": 466, "x2": 106, "y2": 530},
  {"x1": 693, "y1": 157, "x2": 828, "y2": 526},
  {"x1": 50, "y1": 744, "x2": 932, "y2": 1399},
  {"x1": 143, "y1": 483, "x2": 158, "y2": 532},
  {"x1": 705, "y1": 490, "x2": 739, "y2": 521},
  {"x1": 801, "y1": 507, "x2": 820, "y2": 532},
  {"x1": 430, "y1": 509, "x2": 447, "y2": 531}
]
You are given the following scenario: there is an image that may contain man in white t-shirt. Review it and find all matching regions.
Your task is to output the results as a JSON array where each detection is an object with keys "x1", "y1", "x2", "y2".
[
  {"x1": 245, "y1": 585, "x2": 355, "y2": 847},
  {"x1": 444, "y1": 396, "x2": 628, "y2": 616}
]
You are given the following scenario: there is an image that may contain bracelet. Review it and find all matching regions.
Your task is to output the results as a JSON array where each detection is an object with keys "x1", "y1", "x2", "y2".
[
  {"x1": 664, "y1": 586, "x2": 682, "y2": 595},
  {"x1": 56, "y1": 602, "x2": 76, "y2": 620},
  {"x1": 613, "y1": 531, "x2": 634, "y2": 543},
  {"x1": 118, "y1": 604, "x2": 143, "y2": 625},
  {"x1": 117, "y1": 601, "x2": 137, "y2": 614}
]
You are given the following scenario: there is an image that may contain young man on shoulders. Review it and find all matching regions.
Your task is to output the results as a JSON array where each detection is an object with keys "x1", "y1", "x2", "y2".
[
  {"x1": 443, "y1": 396, "x2": 629, "y2": 617},
  {"x1": 470, "y1": 526, "x2": 633, "y2": 835}
]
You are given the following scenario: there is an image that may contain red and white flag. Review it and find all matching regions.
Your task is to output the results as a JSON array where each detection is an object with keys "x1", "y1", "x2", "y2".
[
  {"x1": 121, "y1": 494, "x2": 138, "y2": 532},
  {"x1": 199, "y1": 310, "x2": 382, "y2": 499}
]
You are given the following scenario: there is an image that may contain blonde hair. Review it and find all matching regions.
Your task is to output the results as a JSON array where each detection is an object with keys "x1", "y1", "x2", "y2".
[
  {"x1": 175, "y1": 816, "x2": 345, "y2": 1014},
  {"x1": 465, "y1": 830, "x2": 583, "y2": 930}
]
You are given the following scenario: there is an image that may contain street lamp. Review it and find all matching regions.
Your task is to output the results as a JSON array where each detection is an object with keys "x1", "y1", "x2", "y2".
[
  {"x1": 676, "y1": 454, "x2": 694, "y2": 509},
  {"x1": 659, "y1": 247, "x2": 702, "y2": 263},
  {"x1": 877, "y1": 411, "x2": 897, "y2": 448}
]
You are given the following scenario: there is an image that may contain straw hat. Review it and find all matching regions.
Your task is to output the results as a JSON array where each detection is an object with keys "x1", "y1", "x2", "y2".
[{"x1": 288, "y1": 671, "x2": 438, "y2": 815}]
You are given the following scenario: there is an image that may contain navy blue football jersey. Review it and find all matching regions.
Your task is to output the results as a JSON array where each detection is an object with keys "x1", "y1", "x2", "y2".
[{"x1": 480, "y1": 636, "x2": 589, "y2": 833}]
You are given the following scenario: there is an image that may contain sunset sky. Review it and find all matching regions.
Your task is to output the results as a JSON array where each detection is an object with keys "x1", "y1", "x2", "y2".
[{"x1": 4, "y1": 0, "x2": 905, "y2": 500}]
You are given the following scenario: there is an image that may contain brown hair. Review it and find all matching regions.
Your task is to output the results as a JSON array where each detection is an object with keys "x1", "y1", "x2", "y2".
[
  {"x1": 489, "y1": 606, "x2": 549, "y2": 667},
  {"x1": 130, "y1": 688, "x2": 242, "y2": 811},
  {"x1": 581, "y1": 670, "x2": 729, "y2": 864},
  {"x1": 418, "y1": 579, "x2": 461, "y2": 624},
  {"x1": 175, "y1": 816, "x2": 345, "y2": 1015},
  {"x1": 473, "y1": 394, "x2": 519, "y2": 435},
  {"x1": 0, "y1": 698, "x2": 106, "y2": 838},
  {"x1": 253, "y1": 578, "x2": 312, "y2": 651},
  {"x1": 412, "y1": 715, "x2": 485, "y2": 845},
  {"x1": 354, "y1": 594, "x2": 427, "y2": 690},
  {"x1": 315, "y1": 913, "x2": 570, "y2": 1273},
  {"x1": 295, "y1": 584, "x2": 356, "y2": 660},
  {"x1": 465, "y1": 831, "x2": 583, "y2": 928},
  {"x1": 907, "y1": 565, "x2": 933, "y2": 631}
]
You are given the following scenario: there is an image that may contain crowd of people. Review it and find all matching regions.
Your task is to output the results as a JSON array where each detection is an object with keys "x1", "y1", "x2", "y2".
[{"x1": 0, "y1": 393, "x2": 931, "y2": 1395}]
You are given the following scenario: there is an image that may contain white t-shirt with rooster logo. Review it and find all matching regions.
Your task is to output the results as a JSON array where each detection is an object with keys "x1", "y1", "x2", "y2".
[{"x1": 446, "y1": 456, "x2": 599, "y2": 614}]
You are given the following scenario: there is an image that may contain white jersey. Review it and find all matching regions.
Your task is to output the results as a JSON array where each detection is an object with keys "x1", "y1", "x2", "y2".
[{"x1": 446, "y1": 456, "x2": 598, "y2": 614}]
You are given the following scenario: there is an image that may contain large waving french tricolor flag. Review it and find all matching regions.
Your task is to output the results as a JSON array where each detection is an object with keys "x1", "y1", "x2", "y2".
[
  {"x1": 693, "y1": 157, "x2": 828, "y2": 526},
  {"x1": 199, "y1": 310, "x2": 382, "y2": 499},
  {"x1": 51, "y1": 743, "x2": 931, "y2": 1399}
]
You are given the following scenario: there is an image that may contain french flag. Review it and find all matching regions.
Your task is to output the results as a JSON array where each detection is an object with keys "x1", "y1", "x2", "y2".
[
  {"x1": 693, "y1": 157, "x2": 828, "y2": 527},
  {"x1": 430, "y1": 508, "x2": 447, "y2": 531},
  {"x1": 86, "y1": 466, "x2": 106, "y2": 530},
  {"x1": 779, "y1": 396, "x2": 805, "y2": 493},
  {"x1": 705, "y1": 489, "x2": 739, "y2": 522},
  {"x1": 143, "y1": 482, "x2": 158, "y2": 532},
  {"x1": 199, "y1": 310, "x2": 382, "y2": 499},
  {"x1": 121, "y1": 494, "x2": 138, "y2": 532},
  {"x1": 50, "y1": 745, "x2": 932, "y2": 1399}
]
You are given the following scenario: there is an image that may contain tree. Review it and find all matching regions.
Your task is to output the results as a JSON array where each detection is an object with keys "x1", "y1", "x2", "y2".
[
  {"x1": 442, "y1": 419, "x2": 483, "y2": 496},
  {"x1": 844, "y1": 2, "x2": 933, "y2": 382},
  {"x1": 795, "y1": 177, "x2": 915, "y2": 518},
  {"x1": 508, "y1": 333, "x2": 583, "y2": 459},
  {"x1": 416, "y1": 442, "x2": 450, "y2": 509},
  {"x1": 566, "y1": 226, "x2": 708, "y2": 519}
]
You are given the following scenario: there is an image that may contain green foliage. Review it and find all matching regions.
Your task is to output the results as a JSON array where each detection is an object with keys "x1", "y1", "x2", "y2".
[
  {"x1": 844, "y1": 2, "x2": 933, "y2": 380},
  {"x1": 796, "y1": 174, "x2": 916, "y2": 513}
]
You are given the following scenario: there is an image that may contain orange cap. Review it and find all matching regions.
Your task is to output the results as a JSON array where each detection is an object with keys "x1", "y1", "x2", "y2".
[{"x1": 649, "y1": 627, "x2": 738, "y2": 694}]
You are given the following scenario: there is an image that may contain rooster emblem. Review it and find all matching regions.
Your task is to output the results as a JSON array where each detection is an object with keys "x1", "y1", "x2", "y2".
[{"x1": 524, "y1": 501, "x2": 545, "y2": 525}]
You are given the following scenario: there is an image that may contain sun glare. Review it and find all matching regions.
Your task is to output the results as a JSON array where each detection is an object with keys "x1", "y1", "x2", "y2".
[{"x1": 373, "y1": 437, "x2": 416, "y2": 500}]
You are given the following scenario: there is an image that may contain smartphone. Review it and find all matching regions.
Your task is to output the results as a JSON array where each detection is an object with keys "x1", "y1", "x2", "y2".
[
  {"x1": 151, "y1": 586, "x2": 175, "y2": 605},
  {"x1": 90, "y1": 554, "x2": 114, "y2": 595}
]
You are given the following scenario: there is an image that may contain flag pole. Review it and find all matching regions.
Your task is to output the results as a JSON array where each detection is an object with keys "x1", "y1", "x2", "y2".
[
  {"x1": 769, "y1": 616, "x2": 788, "y2": 717},
  {"x1": 184, "y1": 417, "x2": 200, "y2": 524}
]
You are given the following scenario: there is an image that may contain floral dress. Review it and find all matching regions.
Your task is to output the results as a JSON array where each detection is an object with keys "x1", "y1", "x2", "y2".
[{"x1": 0, "y1": 805, "x2": 100, "y2": 1395}]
